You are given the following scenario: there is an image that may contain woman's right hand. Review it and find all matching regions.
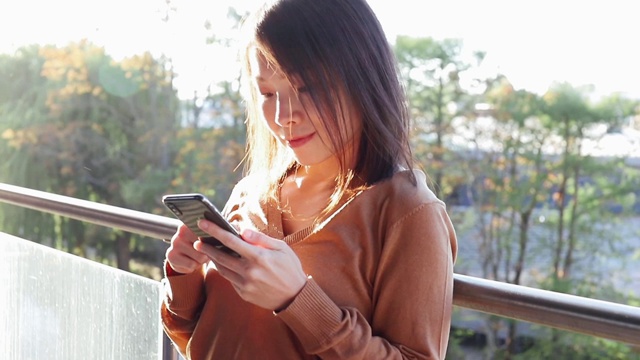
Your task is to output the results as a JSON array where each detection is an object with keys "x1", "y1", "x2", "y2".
[{"x1": 165, "y1": 224, "x2": 210, "y2": 274}]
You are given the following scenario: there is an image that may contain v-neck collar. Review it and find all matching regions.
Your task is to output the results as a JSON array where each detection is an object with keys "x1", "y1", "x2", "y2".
[{"x1": 267, "y1": 188, "x2": 365, "y2": 246}]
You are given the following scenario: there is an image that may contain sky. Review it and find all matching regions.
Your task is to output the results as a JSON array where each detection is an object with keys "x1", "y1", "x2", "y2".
[{"x1": 1, "y1": 0, "x2": 639, "y2": 101}]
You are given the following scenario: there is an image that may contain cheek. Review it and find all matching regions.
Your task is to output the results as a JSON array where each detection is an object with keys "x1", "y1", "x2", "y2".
[
  {"x1": 309, "y1": 118, "x2": 335, "y2": 150},
  {"x1": 260, "y1": 100, "x2": 276, "y2": 127}
]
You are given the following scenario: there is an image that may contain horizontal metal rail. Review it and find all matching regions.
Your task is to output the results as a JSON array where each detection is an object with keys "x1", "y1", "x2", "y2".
[
  {"x1": 1, "y1": 182, "x2": 640, "y2": 346},
  {"x1": 0, "y1": 182, "x2": 180, "y2": 240}
]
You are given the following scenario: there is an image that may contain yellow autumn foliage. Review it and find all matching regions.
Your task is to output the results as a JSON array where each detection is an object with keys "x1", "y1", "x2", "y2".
[
  {"x1": 1, "y1": 128, "x2": 38, "y2": 148},
  {"x1": 38, "y1": 41, "x2": 107, "y2": 111}
]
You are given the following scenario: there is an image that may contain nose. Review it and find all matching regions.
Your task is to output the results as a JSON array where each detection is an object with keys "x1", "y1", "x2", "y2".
[{"x1": 274, "y1": 92, "x2": 303, "y2": 127}]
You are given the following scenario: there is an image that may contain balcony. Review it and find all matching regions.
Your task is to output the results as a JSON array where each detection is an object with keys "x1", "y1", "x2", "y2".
[{"x1": 2, "y1": 182, "x2": 639, "y2": 359}]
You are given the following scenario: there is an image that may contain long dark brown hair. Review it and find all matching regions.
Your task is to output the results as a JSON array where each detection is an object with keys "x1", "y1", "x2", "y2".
[{"x1": 239, "y1": 0, "x2": 416, "y2": 215}]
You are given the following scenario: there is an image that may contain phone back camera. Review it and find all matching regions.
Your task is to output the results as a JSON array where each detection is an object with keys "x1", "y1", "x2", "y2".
[{"x1": 168, "y1": 204, "x2": 182, "y2": 216}]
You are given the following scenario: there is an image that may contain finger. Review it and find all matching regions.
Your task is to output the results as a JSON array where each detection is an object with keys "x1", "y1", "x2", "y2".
[
  {"x1": 240, "y1": 228, "x2": 284, "y2": 250},
  {"x1": 175, "y1": 240, "x2": 210, "y2": 264},
  {"x1": 169, "y1": 225, "x2": 209, "y2": 263},
  {"x1": 197, "y1": 219, "x2": 257, "y2": 258},
  {"x1": 209, "y1": 258, "x2": 245, "y2": 286},
  {"x1": 176, "y1": 223, "x2": 198, "y2": 243},
  {"x1": 167, "y1": 242, "x2": 209, "y2": 265},
  {"x1": 194, "y1": 239, "x2": 246, "y2": 272},
  {"x1": 193, "y1": 239, "x2": 231, "y2": 259},
  {"x1": 166, "y1": 250, "x2": 205, "y2": 273}
]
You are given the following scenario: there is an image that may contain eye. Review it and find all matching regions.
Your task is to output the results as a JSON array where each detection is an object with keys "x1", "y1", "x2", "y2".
[
  {"x1": 259, "y1": 89, "x2": 274, "y2": 98},
  {"x1": 296, "y1": 85, "x2": 311, "y2": 97}
]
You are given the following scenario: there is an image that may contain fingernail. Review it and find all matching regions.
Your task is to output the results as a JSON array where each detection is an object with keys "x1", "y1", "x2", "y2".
[
  {"x1": 198, "y1": 219, "x2": 208, "y2": 229},
  {"x1": 242, "y1": 228, "x2": 255, "y2": 240}
]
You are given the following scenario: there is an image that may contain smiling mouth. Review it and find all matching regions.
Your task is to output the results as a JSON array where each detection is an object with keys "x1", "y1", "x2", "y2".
[{"x1": 286, "y1": 133, "x2": 315, "y2": 148}]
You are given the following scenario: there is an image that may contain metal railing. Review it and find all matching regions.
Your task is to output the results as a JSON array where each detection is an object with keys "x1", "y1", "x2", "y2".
[{"x1": 2, "y1": 182, "x2": 640, "y2": 347}]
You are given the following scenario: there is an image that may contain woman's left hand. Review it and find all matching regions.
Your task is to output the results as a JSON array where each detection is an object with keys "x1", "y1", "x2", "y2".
[{"x1": 195, "y1": 219, "x2": 308, "y2": 312}]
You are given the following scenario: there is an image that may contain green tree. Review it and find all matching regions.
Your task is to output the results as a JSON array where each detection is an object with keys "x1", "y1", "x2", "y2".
[
  {"x1": 540, "y1": 83, "x2": 600, "y2": 285},
  {"x1": 394, "y1": 36, "x2": 484, "y2": 198},
  {"x1": 456, "y1": 77, "x2": 550, "y2": 357},
  {"x1": 448, "y1": 78, "x2": 640, "y2": 358},
  {"x1": 0, "y1": 42, "x2": 180, "y2": 272},
  {"x1": 167, "y1": 6, "x2": 247, "y2": 208},
  {"x1": 0, "y1": 45, "x2": 59, "y2": 245},
  {"x1": 594, "y1": 93, "x2": 640, "y2": 133}
]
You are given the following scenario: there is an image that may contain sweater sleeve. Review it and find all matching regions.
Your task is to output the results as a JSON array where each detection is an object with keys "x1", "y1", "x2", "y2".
[
  {"x1": 160, "y1": 262, "x2": 207, "y2": 356},
  {"x1": 278, "y1": 201, "x2": 458, "y2": 359}
]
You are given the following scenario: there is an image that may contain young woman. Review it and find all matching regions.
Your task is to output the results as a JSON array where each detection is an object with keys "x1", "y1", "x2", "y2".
[{"x1": 161, "y1": 0, "x2": 458, "y2": 358}]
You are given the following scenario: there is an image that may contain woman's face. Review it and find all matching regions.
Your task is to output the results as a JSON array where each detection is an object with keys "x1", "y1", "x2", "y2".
[{"x1": 249, "y1": 48, "x2": 361, "y2": 167}]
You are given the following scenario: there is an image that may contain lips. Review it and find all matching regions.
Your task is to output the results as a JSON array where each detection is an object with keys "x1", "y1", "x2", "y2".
[{"x1": 286, "y1": 133, "x2": 315, "y2": 148}]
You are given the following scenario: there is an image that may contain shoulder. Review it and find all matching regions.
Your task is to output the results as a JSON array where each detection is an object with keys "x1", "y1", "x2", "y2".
[
  {"x1": 345, "y1": 169, "x2": 447, "y2": 232},
  {"x1": 374, "y1": 170, "x2": 457, "y2": 260},
  {"x1": 375, "y1": 169, "x2": 443, "y2": 212}
]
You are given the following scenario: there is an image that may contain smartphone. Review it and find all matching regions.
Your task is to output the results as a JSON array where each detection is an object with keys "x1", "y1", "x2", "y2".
[{"x1": 162, "y1": 193, "x2": 241, "y2": 258}]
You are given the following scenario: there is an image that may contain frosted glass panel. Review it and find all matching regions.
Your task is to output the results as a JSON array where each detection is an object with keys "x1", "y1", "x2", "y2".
[{"x1": 0, "y1": 232, "x2": 163, "y2": 360}]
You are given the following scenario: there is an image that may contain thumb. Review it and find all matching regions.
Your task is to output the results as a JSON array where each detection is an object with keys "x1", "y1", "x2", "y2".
[{"x1": 241, "y1": 228, "x2": 280, "y2": 249}]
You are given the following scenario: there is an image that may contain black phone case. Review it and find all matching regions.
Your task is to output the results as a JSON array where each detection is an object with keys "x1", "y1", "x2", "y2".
[{"x1": 162, "y1": 193, "x2": 241, "y2": 258}]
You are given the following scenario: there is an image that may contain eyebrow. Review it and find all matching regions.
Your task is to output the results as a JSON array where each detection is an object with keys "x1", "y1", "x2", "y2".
[{"x1": 255, "y1": 74, "x2": 287, "y2": 82}]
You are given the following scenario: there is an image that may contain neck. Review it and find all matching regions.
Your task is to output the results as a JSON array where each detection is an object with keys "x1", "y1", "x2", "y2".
[{"x1": 290, "y1": 158, "x2": 340, "y2": 191}]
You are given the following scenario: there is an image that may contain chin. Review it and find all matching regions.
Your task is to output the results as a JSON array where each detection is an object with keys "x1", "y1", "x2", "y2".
[{"x1": 288, "y1": 144, "x2": 336, "y2": 167}]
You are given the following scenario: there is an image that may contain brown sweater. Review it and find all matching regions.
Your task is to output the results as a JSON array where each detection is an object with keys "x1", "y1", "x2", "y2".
[{"x1": 161, "y1": 170, "x2": 458, "y2": 359}]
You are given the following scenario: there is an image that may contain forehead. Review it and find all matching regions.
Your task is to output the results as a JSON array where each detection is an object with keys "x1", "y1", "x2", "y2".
[{"x1": 248, "y1": 47, "x2": 284, "y2": 81}]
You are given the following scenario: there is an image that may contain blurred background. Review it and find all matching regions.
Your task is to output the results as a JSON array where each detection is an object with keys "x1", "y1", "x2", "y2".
[{"x1": 1, "y1": 1, "x2": 638, "y2": 358}]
